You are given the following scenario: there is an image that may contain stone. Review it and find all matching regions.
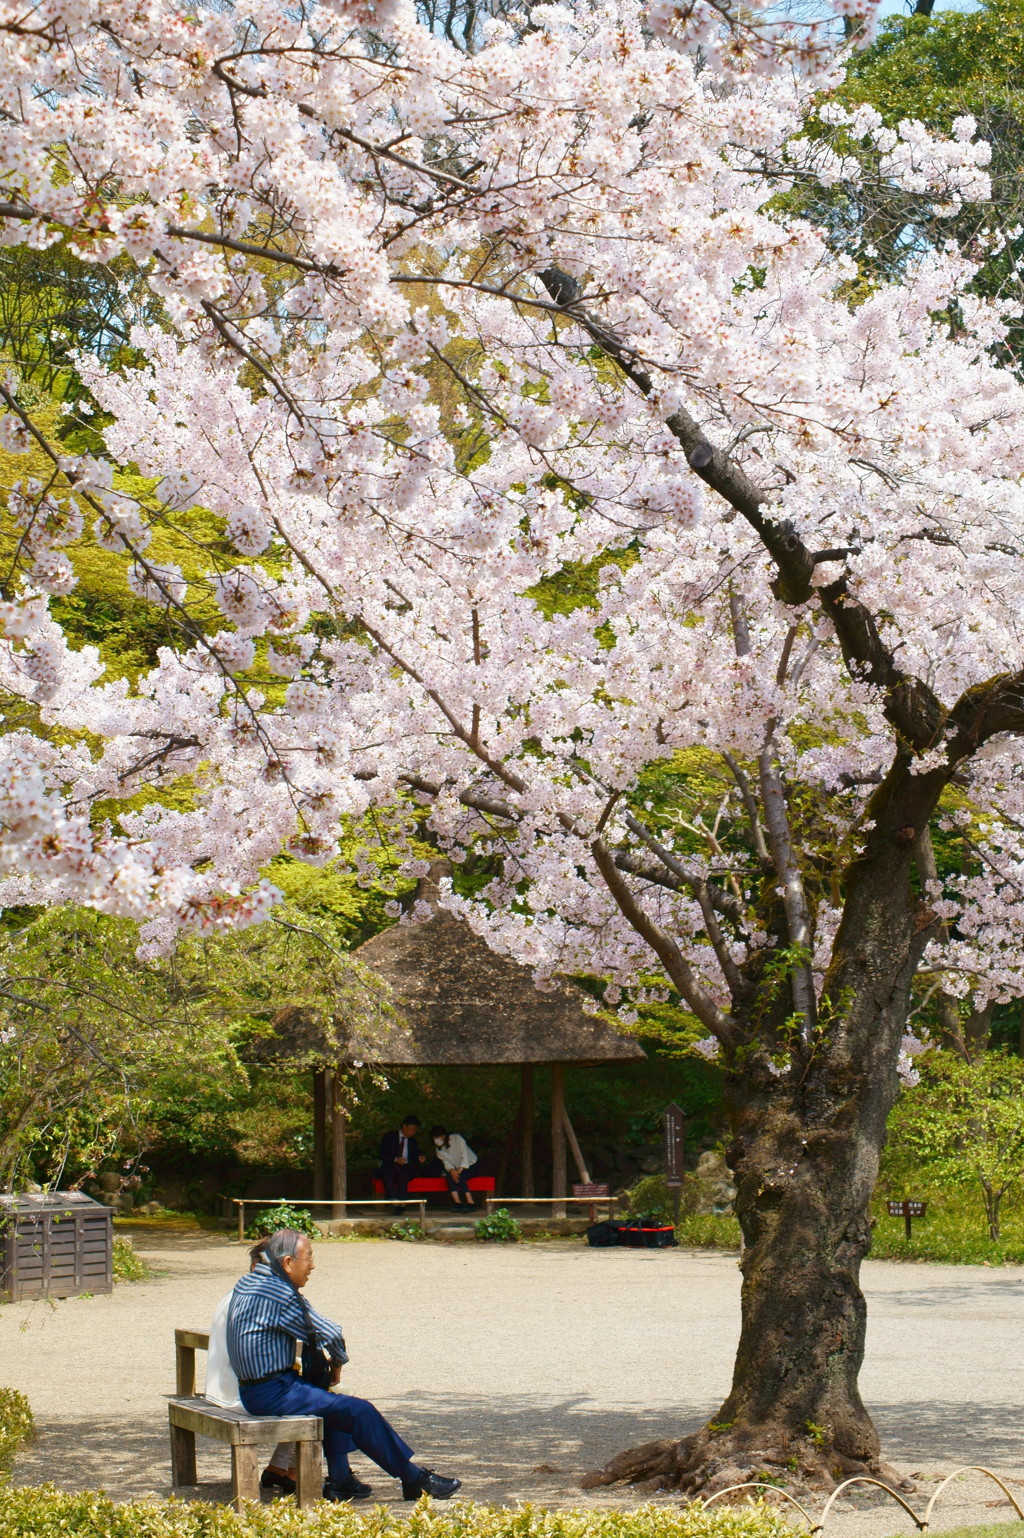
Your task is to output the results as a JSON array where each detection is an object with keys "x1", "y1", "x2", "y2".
[
  {"x1": 97, "y1": 1171, "x2": 122, "y2": 1193},
  {"x1": 692, "y1": 1151, "x2": 737, "y2": 1215}
]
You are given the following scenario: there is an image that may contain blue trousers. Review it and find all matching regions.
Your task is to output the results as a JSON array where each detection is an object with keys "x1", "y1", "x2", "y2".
[{"x1": 239, "y1": 1371, "x2": 417, "y2": 1484}]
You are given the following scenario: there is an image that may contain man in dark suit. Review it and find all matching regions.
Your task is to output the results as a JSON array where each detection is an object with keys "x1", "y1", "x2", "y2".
[{"x1": 379, "y1": 1115, "x2": 424, "y2": 1202}]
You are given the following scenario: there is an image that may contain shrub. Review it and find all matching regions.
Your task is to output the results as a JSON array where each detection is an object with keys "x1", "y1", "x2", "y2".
[
  {"x1": 112, "y1": 1235, "x2": 151, "y2": 1283},
  {"x1": 474, "y1": 1206, "x2": 522, "y2": 1243},
  {"x1": 623, "y1": 1175, "x2": 674, "y2": 1222},
  {"x1": 0, "y1": 1489, "x2": 793, "y2": 1538},
  {"x1": 624, "y1": 1174, "x2": 705, "y2": 1224},
  {"x1": 387, "y1": 1218, "x2": 427, "y2": 1242},
  {"x1": 244, "y1": 1203, "x2": 321, "y2": 1240},
  {"x1": 0, "y1": 1389, "x2": 33, "y2": 1479}
]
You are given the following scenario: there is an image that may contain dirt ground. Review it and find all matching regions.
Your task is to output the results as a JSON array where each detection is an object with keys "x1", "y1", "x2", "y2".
[{"x1": 3, "y1": 1224, "x2": 1024, "y2": 1537}]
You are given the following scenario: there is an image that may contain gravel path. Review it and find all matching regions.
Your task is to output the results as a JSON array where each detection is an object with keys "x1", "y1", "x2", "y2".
[{"x1": 3, "y1": 1226, "x2": 1024, "y2": 1537}]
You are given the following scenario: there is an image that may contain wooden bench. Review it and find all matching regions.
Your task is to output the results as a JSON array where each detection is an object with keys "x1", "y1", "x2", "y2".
[
  {"x1": 371, "y1": 1175, "x2": 496, "y2": 1198},
  {"x1": 170, "y1": 1327, "x2": 322, "y2": 1510}
]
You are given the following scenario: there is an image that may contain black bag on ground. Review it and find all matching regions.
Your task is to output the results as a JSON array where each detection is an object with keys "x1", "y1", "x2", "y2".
[
  {"x1": 616, "y1": 1214, "x2": 678, "y2": 1249},
  {"x1": 586, "y1": 1219, "x2": 622, "y2": 1247}
]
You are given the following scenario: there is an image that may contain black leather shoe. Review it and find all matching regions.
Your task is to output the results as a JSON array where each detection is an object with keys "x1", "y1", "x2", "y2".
[
  {"x1": 402, "y1": 1468, "x2": 462, "y2": 1500},
  {"x1": 261, "y1": 1469, "x2": 296, "y2": 1495},
  {"x1": 323, "y1": 1475, "x2": 374, "y2": 1502}
]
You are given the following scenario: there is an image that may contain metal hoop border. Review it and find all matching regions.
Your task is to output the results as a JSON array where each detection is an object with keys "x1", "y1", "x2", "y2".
[{"x1": 700, "y1": 1463, "x2": 1024, "y2": 1534}]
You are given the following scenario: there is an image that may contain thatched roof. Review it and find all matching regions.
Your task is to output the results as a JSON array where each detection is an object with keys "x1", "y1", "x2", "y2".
[
  {"x1": 254, "y1": 871, "x2": 646, "y2": 1068},
  {"x1": 348, "y1": 901, "x2": 646, "y2": 1066}
]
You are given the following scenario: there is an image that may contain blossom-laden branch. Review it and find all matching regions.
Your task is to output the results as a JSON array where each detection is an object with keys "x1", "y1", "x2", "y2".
[{"x1": 0, "y1": 0, "x2": 1019, "y2": 1041}]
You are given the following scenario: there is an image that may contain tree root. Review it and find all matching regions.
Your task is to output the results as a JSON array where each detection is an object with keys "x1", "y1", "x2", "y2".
[{"x1": 580, "y1": 1426, "x2": 917, "y2": 1500}]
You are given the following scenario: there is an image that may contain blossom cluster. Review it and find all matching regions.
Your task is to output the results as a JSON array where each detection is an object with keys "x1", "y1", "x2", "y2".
[{"x1": 0, "y1": 0, "x2": 1020, "y2": 1054}]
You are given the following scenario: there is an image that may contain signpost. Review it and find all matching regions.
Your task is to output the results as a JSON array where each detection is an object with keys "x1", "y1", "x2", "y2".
[
  {"x1": 886, "y1": 1198, "x2": 927, "y2": 1240},
  {"x1": 572, "y1": 1182, "x2": 611, "y2": 1221},
  {"x1": 664, "y1": 1103, "x2": 686, "y2": 1226}
]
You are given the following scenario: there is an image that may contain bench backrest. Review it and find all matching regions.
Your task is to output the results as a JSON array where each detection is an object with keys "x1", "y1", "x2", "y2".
[{"x1": 174, "y1": 1327, "x2": 300, "y2": 1397}]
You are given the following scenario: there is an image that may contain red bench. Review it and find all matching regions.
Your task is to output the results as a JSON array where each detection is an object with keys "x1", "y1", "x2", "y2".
[{"x1": 371, "y1": 1175, "x2": 496, "y2": 1199}]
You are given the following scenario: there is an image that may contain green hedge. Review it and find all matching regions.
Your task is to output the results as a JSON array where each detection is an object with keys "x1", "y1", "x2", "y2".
[
  {"x1": 0, "y1": 1490, "x2": 790, "y2": 1538},
  {"x1": 0, "y1": 1389, "x2": 33, "y2": 1478}
]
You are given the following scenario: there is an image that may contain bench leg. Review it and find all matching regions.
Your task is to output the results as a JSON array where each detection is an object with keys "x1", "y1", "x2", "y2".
[
  {"x1": 169, "y1": 1423, "x2": 197, "y2": 1487},
  {"x1": 231, "y1": 1443, "x2": 262, "y2": 1511},
  {"x1": 296, "y1": 1438, "x2": 323, "y2": 1508}
]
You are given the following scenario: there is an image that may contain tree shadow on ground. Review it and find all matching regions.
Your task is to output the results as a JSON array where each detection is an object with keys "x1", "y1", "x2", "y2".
[
  {"x1": 871, "y1": 1401, "x2": 1024, "y2": 1464},
  {"x1": 118, "y1": 1223, "x2": 238, "y2": 1254},
  {"x1": 869, "y1": 1282, "x2": 1024, "y2": 1310},
  {"x1": 13, "y1": 1395, "x2": 1024, "y2": 1509},
  {"x1": 12, "y1": 1396, "x2": 717, "y2": 1506}
]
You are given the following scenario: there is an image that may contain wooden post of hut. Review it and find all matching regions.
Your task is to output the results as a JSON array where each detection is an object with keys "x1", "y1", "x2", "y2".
[
  {"x1": 550, "y1": 1063, "x2": 567, "y2": 1218},
  {"x1": 331, "y1": 1071, "x2": 347, "y2": 1221},
  {"x1": 520, "y1": 1064, "x2": 535, "y2": 1198}
]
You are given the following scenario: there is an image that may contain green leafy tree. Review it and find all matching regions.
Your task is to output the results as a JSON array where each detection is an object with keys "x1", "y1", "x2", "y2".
[
  {"x1": 887, "y1": 1051, "x2": 1024, "y2": 1239},
  {"x1": 0, "y1": 904, "x2": 390, "y2": 1192},
  {"x1": 780, "y1": 0, "x2": 1024, "y2": 351}
]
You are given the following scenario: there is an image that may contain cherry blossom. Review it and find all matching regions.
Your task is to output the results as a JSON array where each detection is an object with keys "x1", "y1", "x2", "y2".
[{"x1": 0, "y1": 0, "x2": 1016, "y2": 1029}]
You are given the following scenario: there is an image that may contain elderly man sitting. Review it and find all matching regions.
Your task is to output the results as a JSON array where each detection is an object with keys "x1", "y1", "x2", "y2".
[{"x1": 227, "y1": 1227, "x2": 460, "y2": 1503}]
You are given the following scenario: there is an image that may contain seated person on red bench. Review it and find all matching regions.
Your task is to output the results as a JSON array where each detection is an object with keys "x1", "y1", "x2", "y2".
[
  {"x1": 430, "y1": 1125, "x2": 478, "y2": 1208},
  {"x1": 378, "y1": 1115, "x2": 425, "y2": 1202}
]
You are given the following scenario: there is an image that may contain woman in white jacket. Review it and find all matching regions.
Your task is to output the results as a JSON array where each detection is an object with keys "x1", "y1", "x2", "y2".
[{"x1": 429, "y1": 1126, "x2": 478, "y2": 1207}]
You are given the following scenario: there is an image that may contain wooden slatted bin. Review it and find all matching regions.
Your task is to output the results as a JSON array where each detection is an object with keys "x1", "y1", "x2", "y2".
[{"x1": 0, "y1": 1191, "x2": 113, "y2": 1302}]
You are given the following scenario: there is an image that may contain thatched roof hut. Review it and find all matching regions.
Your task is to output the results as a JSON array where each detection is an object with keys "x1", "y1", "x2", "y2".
[{"x1": 265, "y1": 867, "x2": 645, "y2": 1212}]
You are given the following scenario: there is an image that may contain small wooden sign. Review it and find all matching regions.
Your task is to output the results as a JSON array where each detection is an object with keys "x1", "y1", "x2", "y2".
[
  {"x1": 572, "y1": 1183, "x2": 610, "y2": 1199},
  {"x1": 663, "y1": 1103, "x2": 686, "y2": 1188},
  {"x1": 887, "y1": 1198, "x2": 927, "y2": 1239}
]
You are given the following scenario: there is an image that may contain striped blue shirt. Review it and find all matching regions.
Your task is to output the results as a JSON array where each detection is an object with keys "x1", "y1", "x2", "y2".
[{"x1": 226, "y1": 1262, "x2": 348, "y2": 1382}]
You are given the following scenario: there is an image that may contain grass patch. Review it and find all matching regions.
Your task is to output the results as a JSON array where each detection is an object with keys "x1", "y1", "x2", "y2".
[
  {"x1": 0, "y1": 1490, "x2": 793, "y2": 1538},
  {"x1": 870, "y1": 1178, "x2": 1024, "y2": 1264},
  {"x1": 0, "y1": 1389, "x2": 33, "y2": 1478},
  {"x1": 114, "y1": 1211, "x2": 217, "y2": 1231},
  {"x1": 112, "y1": 1235, "x2": 151, "y2": 1283},
  {"x1": 674, "y1": 1213, "x2": 742, "y2": 1250},
  {"x1": 889, "y1": 1529, "x2": 1024, "y2": 1538},
  {"x1": 660, "y1": 1174, "x2": 1024, "y2": 1265},
  {"x1": 474, "y1": 1207, "x2": 523, "y2": 1243}
]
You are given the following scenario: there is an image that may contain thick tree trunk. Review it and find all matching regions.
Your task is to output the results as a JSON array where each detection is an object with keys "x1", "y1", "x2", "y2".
[
  {"x1": 583, "y1": 760, "x2": 943, "y2": 1497},
  {"x1": 582, "y1": 1069, "x2": 899, "y2": 1496},
  {"x1": 710, "y1": 1071, "x2": 886, "y2": 1478}
]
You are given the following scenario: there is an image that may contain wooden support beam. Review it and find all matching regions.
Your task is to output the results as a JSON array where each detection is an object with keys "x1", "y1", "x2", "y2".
[
  {"x1": 313, "y1": 1069, "x2": 327, "y2": 1202},
  {"x1": 520, "y1": 1063, "x2": 535, "y2": 1198},
  {"x1": 550, "y1": 1063, "x2": 566, "y2": 1218},
  {"x1": 561, "y1": 1103, "x2": 591, "y2": 1185},
  {"x1": 331, "y1": 1070, "x2": 347, "y2": 1220},
  {"x1": 496, "y1": 1097, "x2": 523, "y2": 1199}
]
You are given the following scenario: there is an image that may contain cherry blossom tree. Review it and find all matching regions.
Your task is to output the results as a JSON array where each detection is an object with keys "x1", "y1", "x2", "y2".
[{"x1": 1, "y1": 0, "x2": 1023, "y2": 1493}]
